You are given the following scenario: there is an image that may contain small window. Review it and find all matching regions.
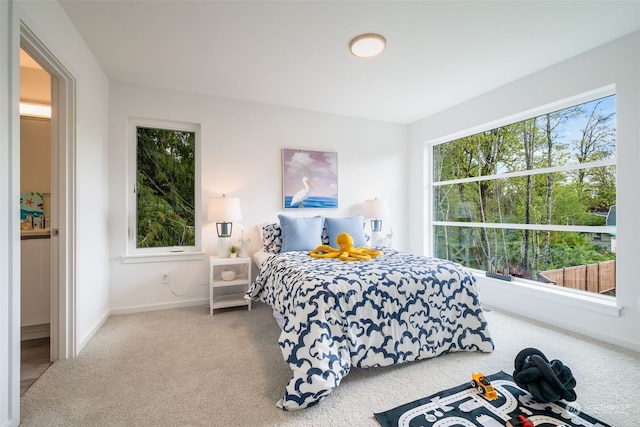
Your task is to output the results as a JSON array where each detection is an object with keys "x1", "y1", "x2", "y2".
[{"x1": 128, "y1": 119, "x2": 200, "y2": 254}]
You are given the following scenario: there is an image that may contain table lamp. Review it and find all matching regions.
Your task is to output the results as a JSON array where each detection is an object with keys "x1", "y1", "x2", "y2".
[
  {"x1": 363, "y1": 198, "x2": 389, "y2": 232},
  {"x1": 208, "y1": 195, "x2": 242, "y2": 257}
]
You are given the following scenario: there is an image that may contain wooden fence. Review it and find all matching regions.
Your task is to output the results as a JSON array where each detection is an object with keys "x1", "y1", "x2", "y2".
[{"x1": 540, "y1": 260, "x2": 616, "y2": 294}]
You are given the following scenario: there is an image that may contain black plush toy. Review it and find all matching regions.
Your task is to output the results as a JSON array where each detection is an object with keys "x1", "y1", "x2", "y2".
[{"x1": 513, "y1": 347, "x2": 577, "y2": 403}]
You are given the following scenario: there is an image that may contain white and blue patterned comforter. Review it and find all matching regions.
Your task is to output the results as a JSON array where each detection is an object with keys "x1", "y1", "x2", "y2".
[{"x1": 247, "y1": 248, "x2": 494, "y2": 410}]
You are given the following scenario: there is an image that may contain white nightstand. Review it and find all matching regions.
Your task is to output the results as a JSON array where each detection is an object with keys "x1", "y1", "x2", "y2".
[{"x1": 209, "y1": 256, "x2": 251, "y2": 316}]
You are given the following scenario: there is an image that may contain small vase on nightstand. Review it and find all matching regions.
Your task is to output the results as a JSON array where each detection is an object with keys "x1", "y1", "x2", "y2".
[{"x1": 229, "y1": 245, "x2": 238, "y2": 258}]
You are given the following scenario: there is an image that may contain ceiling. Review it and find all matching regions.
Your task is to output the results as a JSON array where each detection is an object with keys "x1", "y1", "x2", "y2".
[
  {"x1": 20, "y1": 49, "x2": 44, "y2": 70},
  {"x1": 58, "y1": 1, "x2": 640, "y2": 125}
]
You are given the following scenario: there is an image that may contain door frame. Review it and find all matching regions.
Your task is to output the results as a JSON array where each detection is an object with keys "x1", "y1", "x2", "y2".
[{"x1": 20, "y1": 23, "x2": 77, "y2": 361}]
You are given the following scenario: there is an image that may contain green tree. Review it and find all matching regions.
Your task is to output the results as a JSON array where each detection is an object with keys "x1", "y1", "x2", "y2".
[
  {"x1": 432, "y1": 95, "x2": 616, "y2": 292},
  {"x1": 136, "y1": 127, "x2": 195, "y2": 248},
  {"x1": 572, "y1": 100, "x2": 616, "y2": 212}
]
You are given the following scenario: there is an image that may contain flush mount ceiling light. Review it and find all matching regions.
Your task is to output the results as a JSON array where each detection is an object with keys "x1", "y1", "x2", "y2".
[{"x1": 349, "y1": 33, "x2": 386, "y2": 58}]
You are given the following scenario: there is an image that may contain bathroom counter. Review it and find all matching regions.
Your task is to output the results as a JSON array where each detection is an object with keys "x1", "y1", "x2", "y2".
[{"x1": 20, "y1": 228, "x2": 51, "y2": 240}]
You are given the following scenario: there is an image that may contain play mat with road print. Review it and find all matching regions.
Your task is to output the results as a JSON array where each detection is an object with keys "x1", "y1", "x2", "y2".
[{"x1": 375, "y1": 371, "x2": 609, "y2": 427}]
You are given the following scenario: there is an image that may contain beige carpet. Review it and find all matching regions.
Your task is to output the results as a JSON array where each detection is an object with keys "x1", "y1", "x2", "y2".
[{"x1": 20, "y1": 302, "x2": 639, "y2": 426}]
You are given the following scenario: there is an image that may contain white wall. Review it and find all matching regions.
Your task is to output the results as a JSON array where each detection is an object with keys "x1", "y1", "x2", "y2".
[
  {"x1": 20, "y1": 117, "x2": 50, "y2": 195},
  {"x1": 16, "y1": 0, "x2": 111, "y2": 352},
  {"x1": 108, "y1": 82, "x2": 408, "y2": 312},
  {"x1": 1, "y1": 1, "x2": 110, "y2": 425},
  {"x1": 409, "y1": 31, "x2": 640, "y2": 351}
]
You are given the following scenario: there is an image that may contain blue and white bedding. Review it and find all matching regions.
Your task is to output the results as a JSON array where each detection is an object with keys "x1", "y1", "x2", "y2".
[{"x1": 247, "y1": 248, "x2": 494, "y2": 410}]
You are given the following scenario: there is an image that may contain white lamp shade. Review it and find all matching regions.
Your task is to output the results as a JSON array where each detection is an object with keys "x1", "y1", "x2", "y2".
[
  {"x1": 207, "y1": 196, "x2": 242, "y2": 222},
  {"x1": 363, "y1": 199, "x2": 389, "y2": 219}
]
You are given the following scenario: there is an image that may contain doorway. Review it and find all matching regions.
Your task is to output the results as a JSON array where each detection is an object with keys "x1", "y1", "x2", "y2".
[
  {"x1": 19, "y1": 48, "x2": 53, "y2": 394},
  {"x1": 20, "y1": 23, "x2": 77, "y2": 365}
]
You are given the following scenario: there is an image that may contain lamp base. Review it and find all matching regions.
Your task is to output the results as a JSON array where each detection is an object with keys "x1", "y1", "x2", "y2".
[
  {"x1": 218, "y1": 237, "x2": 231, "y2": 258},
  {"x1": 370, "y1": 230, "x2": 381, "y2": 247}
]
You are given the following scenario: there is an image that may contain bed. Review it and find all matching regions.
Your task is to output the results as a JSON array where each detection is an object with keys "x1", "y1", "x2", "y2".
[{"x1": 246, "y1": 216, "x2": 494, "y2": 410}]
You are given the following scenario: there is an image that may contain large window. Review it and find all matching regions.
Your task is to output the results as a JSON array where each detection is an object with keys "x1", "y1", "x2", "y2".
[
  {"x1": 128, "y1": 119, "x2": 200, "y2": 254},
  {"x1": 431, "y1": 94, "x2": 616, "y2": 296}
]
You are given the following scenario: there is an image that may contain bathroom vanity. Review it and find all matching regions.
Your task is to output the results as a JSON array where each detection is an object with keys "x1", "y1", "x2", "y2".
[{"x1": 21, "y1": 228, "x2": 51, "y2": 340}]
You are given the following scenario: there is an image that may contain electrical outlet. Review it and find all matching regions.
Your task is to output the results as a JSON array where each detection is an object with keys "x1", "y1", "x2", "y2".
[{"x1": 161, "y1": 272, "x2": 170, "y2": 284}]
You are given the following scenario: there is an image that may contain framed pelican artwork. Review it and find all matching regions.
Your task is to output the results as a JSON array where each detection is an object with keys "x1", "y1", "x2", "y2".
[{"x1": 282, "y1": 148, "x2": 338, "y2": 209}]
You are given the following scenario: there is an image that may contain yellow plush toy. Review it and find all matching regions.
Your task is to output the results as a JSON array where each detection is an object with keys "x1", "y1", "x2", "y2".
[{"x1": 309, "y1": 232, "x2": 382, "y2": 261}]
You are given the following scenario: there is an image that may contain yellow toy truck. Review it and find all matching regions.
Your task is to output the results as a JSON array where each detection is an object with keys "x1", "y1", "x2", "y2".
[{"x1": 471, "y1": 372, "x2": 498, "y2": 400}]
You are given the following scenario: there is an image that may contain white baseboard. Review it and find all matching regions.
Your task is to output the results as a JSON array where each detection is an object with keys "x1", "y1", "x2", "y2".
[
  {"x1": 78, "y1": 311, "x2": 110, "y2": 353},
  {"x1": 21, "y1": 323, "x2": 50, "y2": 341},
  {"x1": 109, "y1": 298, "x2": 208, "y2": 316}
]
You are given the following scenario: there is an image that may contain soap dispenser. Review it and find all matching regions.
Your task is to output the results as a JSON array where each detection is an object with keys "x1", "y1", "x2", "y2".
[{"x1": 25, "y1": 214, "x2": 34, "y2": 230}]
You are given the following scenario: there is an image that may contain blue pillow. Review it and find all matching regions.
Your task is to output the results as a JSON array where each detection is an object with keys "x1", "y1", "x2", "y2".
[
  {"x1": 324, "y1": 215, "x2": 368, "y2": 247},
  {"x1": 278, "y1": 215, "x2": 325, "y2": 252}
]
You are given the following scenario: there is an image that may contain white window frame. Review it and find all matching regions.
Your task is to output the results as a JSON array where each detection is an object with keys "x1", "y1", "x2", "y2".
[
  {"x1": 425, "y1": 86, "x2": 618, "y2": 310},
  {"x1": 124, "y1": 117, "x2": 203, "y2": 263}
]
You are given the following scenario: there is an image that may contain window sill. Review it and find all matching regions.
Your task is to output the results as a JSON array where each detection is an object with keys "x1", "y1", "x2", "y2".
[
  {"x1": 121, "y1": 251, "x2": 206, "y2": 264},
  {"x1": 474, "y1": 270, "x2": 621, "y2": 318}
]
